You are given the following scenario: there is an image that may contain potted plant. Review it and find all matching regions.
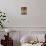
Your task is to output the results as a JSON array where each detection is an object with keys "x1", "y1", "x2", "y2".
[{"x1": 0, "y1": 10, "x2": 6, "y2": 28}]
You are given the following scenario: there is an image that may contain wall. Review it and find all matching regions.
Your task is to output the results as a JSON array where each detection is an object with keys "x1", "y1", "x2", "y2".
[
  {"x1": 0, "y1": 30, "x2": 46, "y2": 46},
  {"x1": 0, "y1": 0, "x2": 46, "y2": 27},
  {"x1": 0, "y1": 0, "x2": 46, "y2": 46}
]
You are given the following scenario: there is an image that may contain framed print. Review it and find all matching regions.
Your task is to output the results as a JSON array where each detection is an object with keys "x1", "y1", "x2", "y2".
[{"x1": 21, "y1": 7, "x2": 27, "y2": 15}]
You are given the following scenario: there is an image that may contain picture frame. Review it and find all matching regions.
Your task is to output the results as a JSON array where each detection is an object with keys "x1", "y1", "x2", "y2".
[{"x1": 21, "y1": 7, "x2": 27, "y2": 15}]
